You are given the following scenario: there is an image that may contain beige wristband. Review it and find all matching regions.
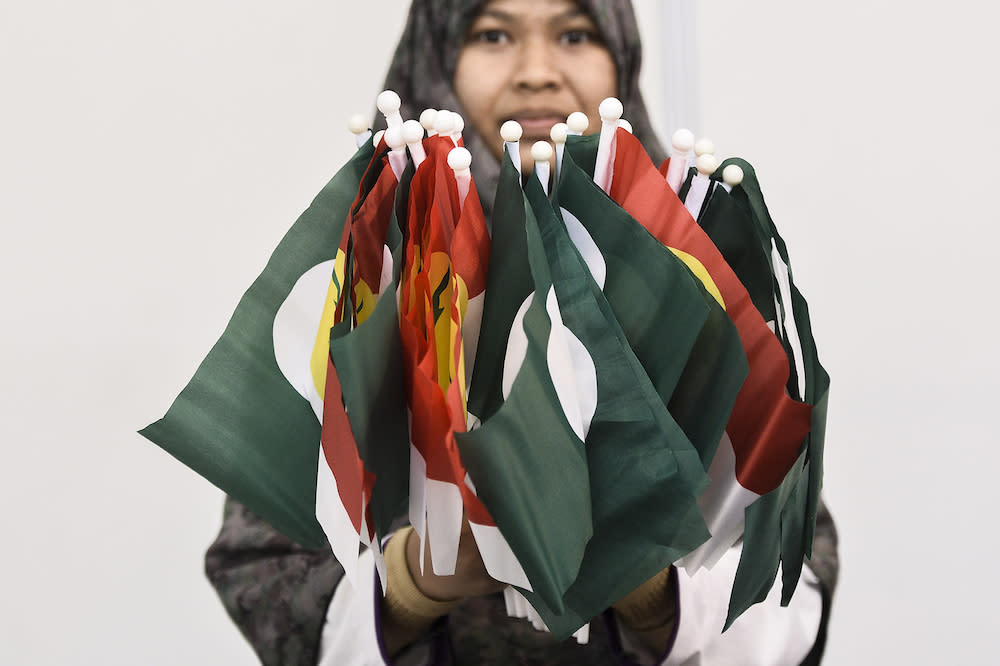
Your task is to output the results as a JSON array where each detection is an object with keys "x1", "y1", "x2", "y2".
[{"x1": 383, "y1": 526, "x2": 460, "y2": 628}]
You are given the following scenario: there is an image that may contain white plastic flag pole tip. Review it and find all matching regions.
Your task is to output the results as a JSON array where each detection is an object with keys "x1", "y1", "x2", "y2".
[
  {"x1": 348, "y1": 113, "x2": 368, "y2": 135},
  {"x1": 451, "y1": 113, "x2": 465, "y2": 145},
  {"x1": 694, "y1": 137, "x2": 715, "y2": 157},
  {"x1": 550, "y1": 123, "x2": 568, "y2": 145},
  {"x1": 402, "y1": 119, "x2": 427, "y2": 166},
  {"x1": 617, "y1": 119, "x2": 633, "y2": 134},
  {"x1": 665, "y1": 128, "x2": 695, "y2": 193},
  {"x1": 372, "y1": 129, "x2": 385, "y2": 148},
  {"x1": 566, "y1": 111, "x2": 589, "y2": 135},
  {"x1": 348, "y1": 113, "x2": 372, "y2": 148},
  {"x1": 448, "y1": 146, "x2": 473, "y2": 209},
  {"x1": 500, "y1": 120, "x2": 523, "y2": 177},
  {"x1": 420, "y1": 108, "x2": 438, "y2": 136},
  {"x1": 433, "y1": 109, "x2": 455, "y2": 137},
  {"x1": 594, "y1": 97, "x2": 623, "y2": 193},
  {"x1": 722, "y1": 164, "x2": 744, "y2": 187},
  {"x1": 696, "y1": 153, "x2": 719, "y2": 177},
  {"x1": 531, "y1": 141, "x2": 553, "y2": 195},
  {"x1": 500, "y1": 120, "x2": 523, "y2": 143}
]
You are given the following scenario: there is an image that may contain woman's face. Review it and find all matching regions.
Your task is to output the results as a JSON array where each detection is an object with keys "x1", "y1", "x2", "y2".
[{"x1": 454, "y1": 0, "x2": 618, "y2": 171}]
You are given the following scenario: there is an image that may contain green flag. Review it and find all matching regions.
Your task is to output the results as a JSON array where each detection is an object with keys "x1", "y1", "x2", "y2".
[{"x1": 140, "y1": 142, "x2": 377, "y2": 548}]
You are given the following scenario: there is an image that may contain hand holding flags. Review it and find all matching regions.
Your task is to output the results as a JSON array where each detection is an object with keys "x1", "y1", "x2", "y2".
[{"x1": 141, "y1": 91, "x2": 829, "y2": 640}]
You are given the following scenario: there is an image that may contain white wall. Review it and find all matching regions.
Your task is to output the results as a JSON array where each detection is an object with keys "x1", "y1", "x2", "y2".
[
  {"x1": 1, "y1": 1, "x2": 995, "y2": 664},
  {"x1": 695, "y1": 2, "x2": 1000, "y2": 663}
]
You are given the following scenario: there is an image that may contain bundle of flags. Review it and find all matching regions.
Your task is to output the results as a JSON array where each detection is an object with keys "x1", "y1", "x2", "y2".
[{"x1": 141, "y1": 91, "x2": 828, "y2": 639}]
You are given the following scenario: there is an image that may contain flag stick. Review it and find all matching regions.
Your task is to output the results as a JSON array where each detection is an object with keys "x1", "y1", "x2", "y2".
[
  {"x1": 617, "y1": 118, "x2": 633, "y2": 134},
  {"x1": 433, "y1": 110, "x2": 456, "y2": 140},
  {"x1": 531, "y1": 141, "x2": 554, "y2": 196},
  {"x1": 594, "y1": 97, "x2": 623, "y2": 193},
  {"x1": 683, "y1": 153, "x2": 719, "y2": 220},
  {"x1": 450, "y1": 113, "x2": 465, "y2": 147},
  {"x1": 566, "y1": 111, "x2": 589, "y2": 137},
  {"x1": 448, "y1": 147, "x2": 473, "y2": 210},
  {"x1": 348, "y1": 113, "x2": 371, "y2": 148},
  {"x1": 721, "y1": 163, "x2": 744, "y2": 192},
  {"x1": 665, "y1": 128, "x2": 694, "y2": 193},
  {"x1": 550, "y1": 122, "x2": 568, "y2": 185},
  {"x1": 384, "y1": 124, "x2": 408, "y2": 181},
  {"x1": 402, "y1": 119, "x2": 427, "y2": 167},
  {"x1": 372, "y1": 129, "x2": 385, "y2": 148},
  {"x1": 500, "y1": 120, "x2": 523, "y2": 178},
  {"x1": 420, "y1": 108, "x2": 439, "y2": 137},
  {"x1": 377, "y1": 90, "x2": 403, "y2": 130}
]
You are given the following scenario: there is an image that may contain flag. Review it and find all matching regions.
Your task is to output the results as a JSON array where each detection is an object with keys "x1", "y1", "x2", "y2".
[
  {"x1": 318, "y1": 152, "x2": 412, "y2": 586},
  {"x1": 140, "y1": 142, "x2": 377, "y2": 549},
  {"x1": 457, "y1": 150, "x2": 595, "y2": 615},
  {"x1": 712, "y1": 158, "x2": 830, "y2": 626},
  {"x1": 557, "y1": 140, "x2": 748, "y2": 489},
  {"x1": 500, "y1": 175, "x2": 713, "y2": 639}
]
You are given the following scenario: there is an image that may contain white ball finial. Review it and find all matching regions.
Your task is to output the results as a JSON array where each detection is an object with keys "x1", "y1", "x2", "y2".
[
  {"x1": 451, "y1": 113, "x2": 465, "y2": 135},
  {"x1": 550, "y1": 122, "x2": 568, "y2": 145},
  {"x1": 696, "y1": 153, "x2": 719, "y2": 177},
  {"x1": 384, "y1": 125, "x2": 405, "y2": 151},
  {"x1": 433, "y1": 109, "x2": 455, "y2": 135},
  {"x1": 567, "y1": 112, "x2": 589, "y2": 133},
  {"x1": 531, "y1": 141, "x2": 554, "y2": 164},
  {"x1": 671, "y1": 128, "x2": 695, "y2": 153},
  {"x1": 348, "y1": 113, "x2": 368, "y2": 135},
  {"x1": 419, "y1": 109, "x2": 438, "y2": 132},
  {"x1": 599, "y1": 97, "x2": 624, "y2": 121},
  {"x1": 372, "y1": 129, "x2": 385, "y2": 148},
  {"x1": 376, "y1": 90, "x2": 401, "y2": 116},
  {"x1": 500, "y1": 120, "x2": 523, "y2": 142},
  {"x1": 617, "y1": 119, "x2": 633, "y2": 134},
  {"x1": 722, "y1": 164, "x2": 745, "y2": 187},
  {"x1": 694, "y1": 138, "x2": 715, "y2": 157},
  {"x1": 401, "y1": 119, "x2": 424, "y2": 145},
  {"x1": 447, "y1": 146, "x2": 473, "y2": 172}
]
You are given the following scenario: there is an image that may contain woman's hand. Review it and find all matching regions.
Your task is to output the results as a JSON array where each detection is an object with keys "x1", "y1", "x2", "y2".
[{"x1": 404, "y1": 516, "x2": 507, "y2": 602}]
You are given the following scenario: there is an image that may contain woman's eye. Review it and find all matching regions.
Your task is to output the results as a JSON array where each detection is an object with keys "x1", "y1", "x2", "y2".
[
  {"x1": 559, "y1": 30, "x2": 597, "y2": 46},
  {"x1": 471, "y1": 29, "x2": 510, "y2": 45}
]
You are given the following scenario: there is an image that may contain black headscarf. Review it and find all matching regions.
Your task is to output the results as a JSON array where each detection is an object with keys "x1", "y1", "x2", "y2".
[{"x1": 375, "y1": 0, "x2": 666, "y2": 215}]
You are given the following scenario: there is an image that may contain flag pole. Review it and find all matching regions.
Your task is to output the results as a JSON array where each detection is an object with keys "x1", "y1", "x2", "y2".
[
  {"x1": 683, "y1": 153, "x2": 718, "y2": 220},
  {"x1": 593, "y1": 97, "x2": 623, "y2": 193},
  {"x1": 665, "y1": 128, "x2": 694, "y2": 193},
  {"x1": 448, "y1": 147, "x2": 473, "y2": 210},
  {"x1": 348, "y1": 113, "x2": 371, "y2": 148},
  {"x1": 402, "y1": 119, "x2": 427, "y2": 167},
  {"x1": 531, "y1": 141, "x2": 553, "y2": 196},
  {"x1": 550, "y1": 122, "x2": 568, "y2": 185},
  {"x1": 500, "y1": 120, "x2": 523, "y2": 178}
]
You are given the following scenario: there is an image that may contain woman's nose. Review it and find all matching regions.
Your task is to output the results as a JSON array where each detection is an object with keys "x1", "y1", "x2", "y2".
[{"x1": 513, "y1": 38, "x2": 561, "y2": 91}]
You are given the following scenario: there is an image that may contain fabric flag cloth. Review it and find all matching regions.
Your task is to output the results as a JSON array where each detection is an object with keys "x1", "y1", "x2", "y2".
[
  {"x1": 458, "y1": 148, "x2": 596, "y2": 616},
  {"x1": 317, "y1": 147, "x2": 412, "y2": 588},
  {"x1": 397, "y1": 134, "x2": 503, "y2": 581},
  {"x1": 705, "y1": 159, "x2": 830, "y2": 626},
  {"x1": 499, "y1": 173, "x2": 716, "y2": 639},
  {"x1": 140, "y1": 141, "x2": 377, "y2": 551}
]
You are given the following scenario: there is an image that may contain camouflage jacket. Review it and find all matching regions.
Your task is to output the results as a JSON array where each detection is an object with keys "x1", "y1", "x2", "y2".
[{"x1": 205, "y1": 497, "x2": 838, "y2": 665}]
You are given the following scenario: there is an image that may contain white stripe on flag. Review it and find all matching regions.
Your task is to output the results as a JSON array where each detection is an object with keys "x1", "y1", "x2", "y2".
[
  {"x1": 770, "y1": 239, "x2": 806, "y2": 400},
  {"x1": 545, "y1": 288, "x2": 597, "y2": 441},
  {"x1": 408, "y1": 441, "x2": 428, "y2": 574},
  {"x1": 560, "y1": 207, "x2": 606, "y2": 290},
  {"x1": 272, "y1": 260, "x2": 334, "y2": 421},
  {"x1": 425, "y1": 479, "x2": 464, "y2": 576},
  {"x1": 469, "y1": 522, "x2": 532, "y2": 590},
  {"x1": 315, "y1": 445, "x2": 362, "y2": 588},
  {"x1": 679, "y1": 432, "x2": 759, "y2": 574}
]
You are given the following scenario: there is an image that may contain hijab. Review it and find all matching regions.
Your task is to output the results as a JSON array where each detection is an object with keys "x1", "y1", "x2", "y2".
[{"x1": 376, "y1": 0, "x2": 666, "y2": 216}]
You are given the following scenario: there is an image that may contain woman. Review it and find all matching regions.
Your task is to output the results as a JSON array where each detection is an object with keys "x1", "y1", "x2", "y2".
[{"x1": 205, "y1": 1, "x2": 839, "y2": 664}]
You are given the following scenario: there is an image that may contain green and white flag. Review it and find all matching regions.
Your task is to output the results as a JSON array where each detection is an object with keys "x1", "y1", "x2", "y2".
[{"x1": 141, "y1": 142, "x2": 377, "y2": 551}]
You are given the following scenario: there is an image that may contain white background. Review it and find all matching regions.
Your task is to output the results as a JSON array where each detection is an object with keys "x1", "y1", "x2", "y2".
[{"x1": 1, "y1": 1, "x2": 997, "y2": 664}]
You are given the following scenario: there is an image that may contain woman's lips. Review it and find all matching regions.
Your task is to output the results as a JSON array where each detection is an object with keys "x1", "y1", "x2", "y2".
[{"x1": 508, "y1": 114, "x2": 565, "y2": 138}]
